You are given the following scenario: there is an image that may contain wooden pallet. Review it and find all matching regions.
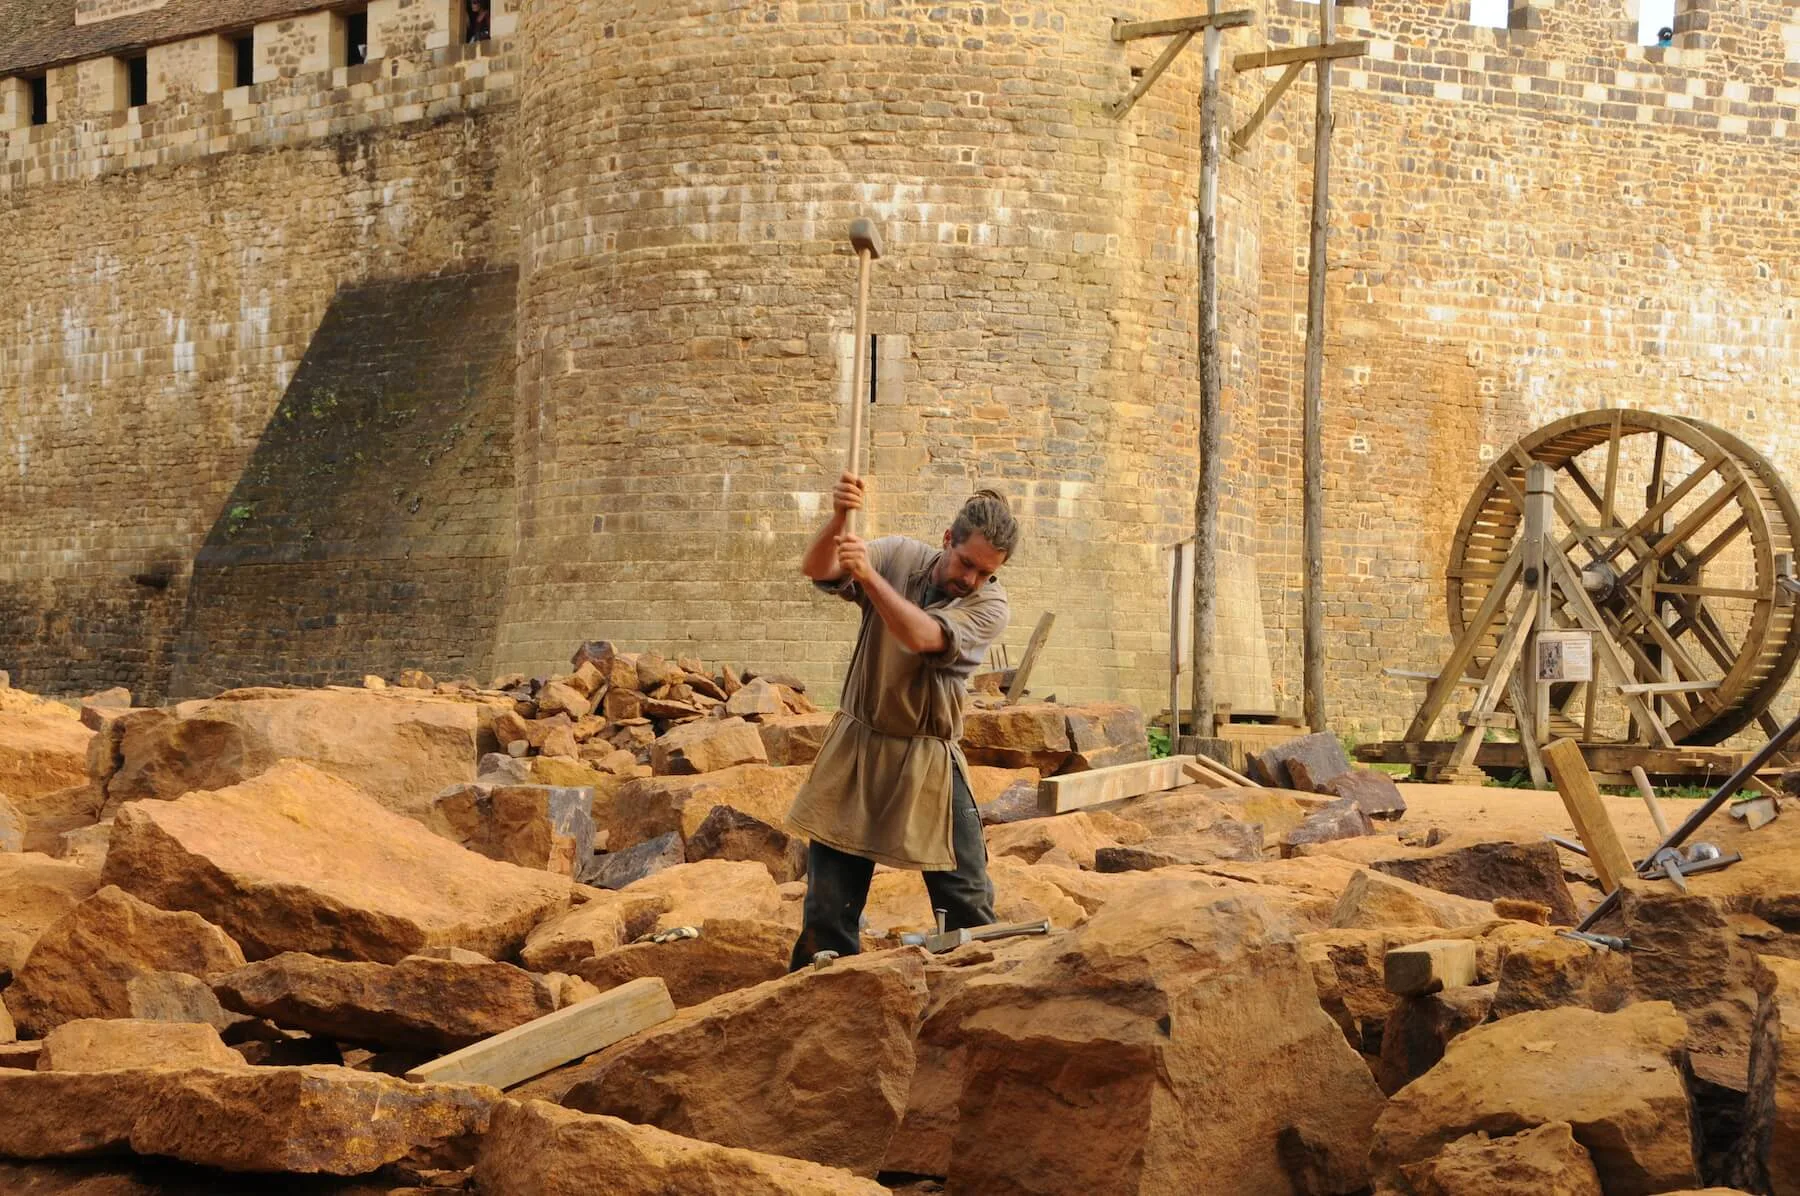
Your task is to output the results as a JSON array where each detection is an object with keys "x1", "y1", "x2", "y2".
[{"x1": 1354, "y1": 738, "x2": 1782, "y2": 788}]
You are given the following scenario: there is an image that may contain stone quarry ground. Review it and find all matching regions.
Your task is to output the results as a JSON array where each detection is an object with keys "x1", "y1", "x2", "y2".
[{"x1": 0, "y1": 648, "x2": 1795, "y2": 1196}]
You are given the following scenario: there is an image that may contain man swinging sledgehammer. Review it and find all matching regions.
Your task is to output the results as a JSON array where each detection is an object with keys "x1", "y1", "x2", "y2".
[{"x1": 785, "y1": 475, "x2": 1019, "y2": 970}]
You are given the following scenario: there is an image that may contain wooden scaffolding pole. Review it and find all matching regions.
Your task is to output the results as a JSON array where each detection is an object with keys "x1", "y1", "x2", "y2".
[
  {"x1": 1191, "y1": 8, "x2": 1224, "y2": 736},
  {"x1": 1302, "y1": 0, "x2": 1334, "y2": 733}
]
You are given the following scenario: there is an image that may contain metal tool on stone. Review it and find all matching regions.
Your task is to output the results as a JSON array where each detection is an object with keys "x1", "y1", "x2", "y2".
[
  {"x1": 843, "y1": 217, "x2": 883, "y2": 537},
  {"x1": 1574, "y1": 706, "x2": 1800, "y2": 933},
  {"x1": 1558, "y1": 929, "x2": 1629, "y2": 952},
  {"x1": 1643, "y1": 842, "x2": 1738, "y2": 894},
  {"x1": 900, "y1": 910, "x2": 1053, "y2": 955}
]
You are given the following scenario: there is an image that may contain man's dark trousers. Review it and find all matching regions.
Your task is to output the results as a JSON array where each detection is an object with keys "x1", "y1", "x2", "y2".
[{"x1": 788, "y1": 767, "x2": 995, "y2": 971}]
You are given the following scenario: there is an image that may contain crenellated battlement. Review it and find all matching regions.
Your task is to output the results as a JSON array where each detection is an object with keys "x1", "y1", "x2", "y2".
[
  {"x1": 1264, "y1": 0, "x2": 1796, "y2": 139},
  {"x1": 0, "y1": 0, "x2": 521, "y2": 191}
]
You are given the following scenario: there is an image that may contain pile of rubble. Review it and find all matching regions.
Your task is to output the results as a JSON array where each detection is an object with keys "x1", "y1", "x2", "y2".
[{"x1": 0, "y1": 657, "x2": 1796, "y2": 1193}]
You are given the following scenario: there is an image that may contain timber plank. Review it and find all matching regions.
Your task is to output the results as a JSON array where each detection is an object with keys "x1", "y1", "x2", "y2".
[
  {"x1": 1038, "y1": 755, "x2": 1196, "y2": 815},
  {"x1": 405, "y1": 977, "x2": 675, "y2": 1091},
  {"x1": 1543, "y1": 738, "x2": 1636, "y2": 892}
]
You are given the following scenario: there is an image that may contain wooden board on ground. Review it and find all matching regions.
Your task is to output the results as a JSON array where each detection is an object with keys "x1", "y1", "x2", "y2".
[
  {"x1": 1353, "y1": 737, "x2": 1777, "y2": 787},
  {"x1": 1038, "y1": 755, "x2": 1196, "y2": 815},
  {"x1": 1543, "y1": 738, "x2": 1636, "y2": 892},
  {"x1": 404, "y1": 976, "x2": 675, "y2": 1091}
]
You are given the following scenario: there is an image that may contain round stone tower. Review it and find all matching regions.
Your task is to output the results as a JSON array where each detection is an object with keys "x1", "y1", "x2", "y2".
[{"x1": 498, "y1": 0, "x2": 1265, "y2": 707}]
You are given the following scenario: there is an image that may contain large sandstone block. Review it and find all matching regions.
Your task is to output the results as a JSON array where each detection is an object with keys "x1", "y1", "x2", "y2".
[
  {"x1": 1371, "y1": 839, "x2": 1578, "y2": 926},
  {"x1": 37, "y1": 1019, "x2": 244, "y2": 1072},
  {"x1": 984, "y1": 810, "x2": 1134, "y2": 870},
  {"x1": 650, "y1": 716, "x2": 768, "y2": 775},
  {"x1": 1490, "y1": 933, "x2": 1632, "y2": 1019},
  {"x1": 1094, "y1": 819, "x2": 1266, "y2": 871},
  {"x1": 574, "y1": 918, "x2": 791, "y2": 1008},
  {"x1": 1370, "y1": 1002, "x2": 1701, "y2": 1195},
  {"x1": 562, "y1": 951, "x2": 928, "y2": 1176},
  {"x1": 685, "y1": 804, "x2": 806, "y2": 884},
  {"x1": 0, "y1": 705, "x2": 91, "y2": 801},
  {"x1": 102, "y1": 688, "x2": 489, "y2": 822},
  {"x1": 0, "y1": 852, "x2": 99, "y2": 981},
  {"x1": 476, "y1": 1099, "x2": 887, "y2": 1196},
  {"x1": 1399, "y1": 1121, "x2": 1604, "y2": 1196},
  {"x1": 1248, "y1": 732, "x2": 1351, "y2": 791},
  {"x1": 1063, "y1": 701, "x2": 1149, "y2": 771},
  {"x1": 102, "y1": 762, "x2": 570, "y2": 964},
  {"x1": 1278, "y1": 798, "x2": 1376, "y2": 857},
  {"x1": 0, "y1": 1065, "x2": 494, "y2": 1174},
  {"x1": 1330, "y1": 870, "x2": 1497, "y2": 931},
  {"x1": 884, "y1": 940, "x2": 1039, "y2": 1177},
  {"x1": 6, "y1": 886, "x2": 246, "y2": 1038},
  {"x1": 430, "y1": 781, "x2": 596, "y2": 877},
  {"x1": 1317, "y1": 769, "x2": 1408, "y2": 819},
  {"x1": 599, "y1": 765, "x2": 809, "y2": 855},
  {"x1": 583, "y1": 831, "x2": 685, "y2": 890},
  {"x1": 1377, "y1": 983, "x2": 1497, "y2": 1096},
  {"x1": 1745, "y1": 954, "x2": 1800, "y2": 1196},
  {"x1": 959, "y1": 704, "x2": 1072, "y2": 771},
  {"x1": 927, "y1": 882, "x2": 1385, "y2": 1194},
  {"x1": 757, "y1": 712, "x2": 834, "y2": 766},
  {"x1": 522, "y1": 859, "x2": 782, "y2": 972},
  {"x1": 1614, "y1": 881, "x2": 1764, "y2": 1064},
  {"x1": 212, "y1": 952, "x2": 556, "y2": 1052}
]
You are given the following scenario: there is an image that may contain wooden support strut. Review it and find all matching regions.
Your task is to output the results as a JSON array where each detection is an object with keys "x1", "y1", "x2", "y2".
[
  {"x1": 1107, "y1": 10, "x2": 1252, "y2": 119},
  {"x1": 1232, "y1": 40, "x2": 1369, "y2": 71},
  {"x1": 1544, "y1": 738, "x2": 1635, "y2": 893},
  {"x1": 1006, "y1": 612, "x2": 1055, "y2": 705},
  {"x1": 1113, "y1": 10, "x2": 1254, "y2": 41}
]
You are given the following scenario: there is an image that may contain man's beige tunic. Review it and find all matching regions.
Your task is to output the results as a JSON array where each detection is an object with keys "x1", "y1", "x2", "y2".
[{"x1": 786, "y1": 536, "x2": 1010, "y2": 870}]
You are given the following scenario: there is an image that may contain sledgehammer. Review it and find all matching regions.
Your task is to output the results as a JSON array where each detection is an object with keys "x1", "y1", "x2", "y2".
[{"x1": 844, "y1": 217, "x2": 883, "y2": 536}]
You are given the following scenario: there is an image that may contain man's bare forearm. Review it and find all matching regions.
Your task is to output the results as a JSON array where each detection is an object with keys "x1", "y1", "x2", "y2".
[
  {"x1": 859, "y1": 566, "x2": 948, "y2": 655},
  {"x1": 801, "y1": 513, "x2": 849, "y2": 580}
]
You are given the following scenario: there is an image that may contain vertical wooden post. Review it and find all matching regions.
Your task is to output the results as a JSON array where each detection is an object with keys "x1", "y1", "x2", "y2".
[
  {"x1": 1524, "y1": 464, "x2": 1554, "y2": 744},
  {"x1": 1301, "y1": 0, "x2": 1333, "y2": 732},
  {"x1": 1191, "y1": 6, "x2": 1224, "y2": 732},
  {"x1": 1170, "y1": 540, "x2": 1186, "y2": 742}
]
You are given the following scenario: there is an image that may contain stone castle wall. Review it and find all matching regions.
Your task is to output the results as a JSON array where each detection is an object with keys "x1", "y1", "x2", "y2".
[
  {"x1": 1250, "y1": 0, "x2": 1798, "y2": 735},
  {"x1": 496, "y1": 0, "x2": 1266, "y2": 712},
  {"x1": 0, "y1": 0, "x2": 1795, "y2": 736},
  {"x1": 0, "y1": 36, "x2": 518, "y2": 700}
]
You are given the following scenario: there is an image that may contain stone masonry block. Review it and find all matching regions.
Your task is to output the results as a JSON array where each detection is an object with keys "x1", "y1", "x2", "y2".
[
  {"x1": 254, "y1": 12, "x2": 345, "y2": 83},
  {"x1": 75, "y1": 57, "x2": 129, "y2": 117},
  {"x1": 148, "y1": 35, "x2": 235, "y2": 104},
  {"x1": 368, "y1": 0, "x2": 467, "y2": 62},
  {"x1": 0, "y1": 78, "x2": 29, "y2": 132}
]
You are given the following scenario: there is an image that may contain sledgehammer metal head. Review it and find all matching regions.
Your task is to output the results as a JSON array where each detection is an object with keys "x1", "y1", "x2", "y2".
[{"x1": 849, "y1": 217, "x2": 883, "y2": 260}]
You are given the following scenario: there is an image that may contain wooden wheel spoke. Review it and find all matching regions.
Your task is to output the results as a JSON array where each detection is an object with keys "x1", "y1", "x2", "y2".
[
  {"x1": 1666, "y1": 514, "x2": 1748, "y2": 584},
  {"x1": 1614, "y1": 476, "x2": 1745, "y2": 593},
  {"x1": 1600, "y1": 410, "x2": 1623, "y2": 528},
  {"x1": 1593, "y1": 449, "x2": 1727, "y2": 567}
]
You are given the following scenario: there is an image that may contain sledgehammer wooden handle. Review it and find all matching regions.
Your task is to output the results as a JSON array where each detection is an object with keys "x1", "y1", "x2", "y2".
[{"x1": 845, "y1": 218, "x2": 882, "y2": 536}]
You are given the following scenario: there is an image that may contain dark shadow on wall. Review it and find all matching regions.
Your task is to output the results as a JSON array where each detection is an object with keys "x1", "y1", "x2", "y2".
[{"x1": 167, "y1": 267, "x2": 518, "y2": 698}]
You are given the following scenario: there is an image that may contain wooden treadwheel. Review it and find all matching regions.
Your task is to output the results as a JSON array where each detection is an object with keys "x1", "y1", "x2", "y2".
[{"x1": 1447, "y1": 410, "x2": 1800, "y2": 746}]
